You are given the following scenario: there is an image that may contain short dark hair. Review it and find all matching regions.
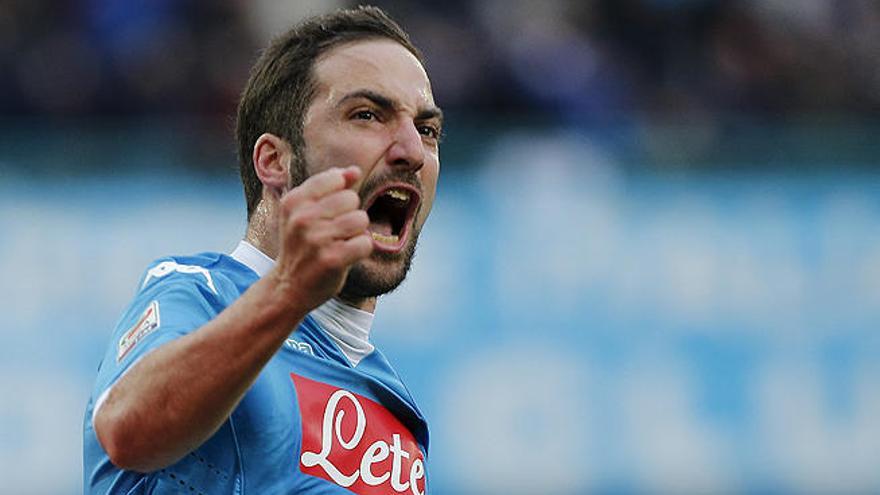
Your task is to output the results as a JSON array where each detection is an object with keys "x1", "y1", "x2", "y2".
[{"x1": 235, "y1": 5, "x2": 424, "y2": 220}]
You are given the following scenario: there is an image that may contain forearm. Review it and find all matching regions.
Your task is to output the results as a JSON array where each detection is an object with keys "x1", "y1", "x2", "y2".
[{"x1": 94, "y1": 273, "x2": 304, "y2": 472}]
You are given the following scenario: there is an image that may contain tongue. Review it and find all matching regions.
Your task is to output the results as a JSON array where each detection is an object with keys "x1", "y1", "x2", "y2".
[{"x1": 368, "y1": 211, "x2": 394, "y2": 236}]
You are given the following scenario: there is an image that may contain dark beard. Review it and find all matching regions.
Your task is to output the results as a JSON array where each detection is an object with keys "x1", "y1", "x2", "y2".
[
  {"x1": 338, "y1": 231, "x2": 419, "y2": 302},
  {"x1": 294, "y1": 148, "x2": 423, "y2": 304}
]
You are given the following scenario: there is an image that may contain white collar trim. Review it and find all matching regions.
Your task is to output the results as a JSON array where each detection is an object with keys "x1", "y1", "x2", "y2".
[
  {"x1": 231, "y1": 240, "x2": 274, "y2": 278},
  {"x1": 229, "y1": 239, "x2": 375, "y2": 366}
]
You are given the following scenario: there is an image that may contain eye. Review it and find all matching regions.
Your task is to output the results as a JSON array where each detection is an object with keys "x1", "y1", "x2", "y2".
[
  {"x1": 353, "y1": 110, "x2": 378, "y2": 121},
  {"x1": 417, "y1": 124, "x2": 440, "y2": 140}
]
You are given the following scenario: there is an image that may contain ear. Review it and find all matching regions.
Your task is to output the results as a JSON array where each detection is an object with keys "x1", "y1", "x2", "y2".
[{"x1": 252, "y1": 133, "x2": 293, "y2": 197}]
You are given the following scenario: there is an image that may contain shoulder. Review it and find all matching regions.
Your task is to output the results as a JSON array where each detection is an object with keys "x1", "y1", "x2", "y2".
[
  {"x1": 140, "y1": 253, "x2": 222, "y2": 294},
  {"x1": 96, "y1": 252, "x2": 251, "y2": 376},
  {"x1": 137, "y1": 252, "x2": 254, "y2": 299}
]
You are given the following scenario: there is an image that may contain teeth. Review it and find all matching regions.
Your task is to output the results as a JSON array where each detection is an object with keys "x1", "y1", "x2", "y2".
[
  {"x1": 384, "y1": 189, "x2": 410, "y2": 202},
  {"x1": 371, "y1": 232, "x2": 399, "y2": 244}
]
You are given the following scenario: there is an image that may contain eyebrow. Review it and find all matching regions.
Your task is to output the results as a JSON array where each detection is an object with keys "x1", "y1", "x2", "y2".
[{"x1": 337, "y1": 89, "x2": 444, "y2": 126}]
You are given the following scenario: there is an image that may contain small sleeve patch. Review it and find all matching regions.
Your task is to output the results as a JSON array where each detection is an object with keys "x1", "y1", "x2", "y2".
[{"x1": 117, "y1": 300, "x2": 161, "y2": 362}]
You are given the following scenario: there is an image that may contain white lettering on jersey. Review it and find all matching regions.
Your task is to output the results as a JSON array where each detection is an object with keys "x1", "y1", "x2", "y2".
[
  {"x1": 142, "y1": 261, "x2": 217, "y2": 294},
  {"x1": 300, "y1": 389, "x2": 425, "y2": 494},
  {"x1": 286, "y1": 339, "x2": 315, "y2": 355},
  {"x1": 301, "y1": 390, "x2": 366, "y2": 487},
  {"x1": 117, "y1": 300, "x2": 160, "y2": 362}
]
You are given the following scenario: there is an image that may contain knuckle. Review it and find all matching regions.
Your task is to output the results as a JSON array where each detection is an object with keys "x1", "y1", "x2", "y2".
[
  {"x1": 315, "y1": 167, "x2": 343, "y2": 184},
  {"x1": 284, "y1": 185, "x2": 305, "y2": 203},
  {"x1": 353, "y1": 234, "x2": 372, "y2": 253},
  {"x1": 293, "y1": 202, "x2": 322, "y2": 225},
  {"x1": 299, "y1": 175, "x2": 321, "y2": 193},
  {"x1": 301, "y1": 228, "x2": 320, "y2": 247},
  {"x1": 317, "y1": 248, "x2": 341, "y2": 269},
  {"x1": 289, "y1": 212, "x2": 310, "y2": 230},
  {"x1": 340, "y1": 211, "x2": 368, "y2": 233},
  {"x1": 341, "y1": 190, "x2": 360, "y2": 207},
  {"x1": 353, "y1": 209, "x2": 369, "y2": 225}
]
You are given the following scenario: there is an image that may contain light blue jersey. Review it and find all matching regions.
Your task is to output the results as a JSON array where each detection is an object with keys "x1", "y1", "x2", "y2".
[{"x1": 83, "y1": 249, "x2": 429, "y2": 494}]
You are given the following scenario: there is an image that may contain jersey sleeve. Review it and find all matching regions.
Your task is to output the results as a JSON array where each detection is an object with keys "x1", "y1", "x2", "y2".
[
  {"x1": 90, "y1": 260, "x2": 222, "y2": 406},
  {"x1": 84, "y1": 257, "x2": 245, "y2": 494}
]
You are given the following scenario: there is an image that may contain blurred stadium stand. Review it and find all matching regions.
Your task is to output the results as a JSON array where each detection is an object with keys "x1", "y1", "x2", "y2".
[{"x1": 1, "y1": 1, "x2": 880, "y2": 494}]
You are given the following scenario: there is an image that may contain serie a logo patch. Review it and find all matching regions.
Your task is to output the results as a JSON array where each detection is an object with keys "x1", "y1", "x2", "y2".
[{"x1": 117, "y1": 300, "x2": 160, "y2": 362}]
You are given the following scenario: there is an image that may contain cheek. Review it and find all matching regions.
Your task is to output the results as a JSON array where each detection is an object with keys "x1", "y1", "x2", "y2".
[
  {"x1": 304, "y1": 135, "x2": 345, "y2": 174},
  {"x1": 304, "y1": 132, "x2": 385, "y2": 179},
  {"x1": 417, "y1": 165, "x2": 439, "y2": 226}
]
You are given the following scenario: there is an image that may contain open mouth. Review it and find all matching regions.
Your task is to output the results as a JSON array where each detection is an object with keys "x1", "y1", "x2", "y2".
[{"x1": 363, "y1": 183, "x2": 420, "y2": 252}]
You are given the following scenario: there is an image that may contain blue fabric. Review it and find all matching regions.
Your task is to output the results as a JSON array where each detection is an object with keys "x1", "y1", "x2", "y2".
[{"x1": 83, "y1": 253, "x2": 429, "y2": 494}]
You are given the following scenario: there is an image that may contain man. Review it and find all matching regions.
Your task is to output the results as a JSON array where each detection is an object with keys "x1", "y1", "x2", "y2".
[{"x1": 83, "y1": 6, "x2": 441, "y2": 494}]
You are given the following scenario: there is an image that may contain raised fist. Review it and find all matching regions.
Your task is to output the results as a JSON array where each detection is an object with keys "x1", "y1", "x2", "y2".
[{"x1": 272, "y1": 166, "x2": 373, "y2": 313}]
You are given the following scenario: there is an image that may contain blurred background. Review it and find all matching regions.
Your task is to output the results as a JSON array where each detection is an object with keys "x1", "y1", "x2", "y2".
[{"x1": 2, "y1": 0, "x2": 880, "y2": 493}]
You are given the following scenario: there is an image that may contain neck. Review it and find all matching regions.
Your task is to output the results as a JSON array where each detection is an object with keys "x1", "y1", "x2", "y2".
[
  {"x1": 337, "y1": 294, "x2": 377, "y2": 313},
  {"x1": 245, "y1": 200, "x2": 279, "y2": 260}
]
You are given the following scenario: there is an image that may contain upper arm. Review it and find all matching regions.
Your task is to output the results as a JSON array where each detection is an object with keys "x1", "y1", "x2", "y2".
[{"x1": 90, "y1": 261, "x2": 222, "y2": 414}]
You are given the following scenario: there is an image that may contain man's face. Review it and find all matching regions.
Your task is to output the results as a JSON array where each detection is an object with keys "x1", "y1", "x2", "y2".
[{"x1": 299, "y1": 38, "x2": 442, "y2": 300}]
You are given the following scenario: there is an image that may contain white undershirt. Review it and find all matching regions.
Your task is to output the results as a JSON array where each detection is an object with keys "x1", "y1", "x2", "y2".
[{"x1": 231, "y1": 240, "x2": 375, "y2": 366}]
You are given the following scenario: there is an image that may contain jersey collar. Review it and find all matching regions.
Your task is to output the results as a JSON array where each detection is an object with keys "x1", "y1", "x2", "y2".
[
  {"x1": 231, "y1": 240, "x2": 274, "y2": 278},
  {"x1": 230, "y1": 239, "x2": 376, "y2": 366}
]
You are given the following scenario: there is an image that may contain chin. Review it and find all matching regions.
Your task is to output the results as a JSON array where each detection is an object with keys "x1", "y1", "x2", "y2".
[{"x1": 341, "y1": 240, "x2": 417, "y2": 300}]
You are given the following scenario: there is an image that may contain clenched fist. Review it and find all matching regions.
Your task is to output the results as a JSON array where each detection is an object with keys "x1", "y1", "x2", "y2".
[{"x1": 271, "y1": 166, "x2": 373, "y2": 314}]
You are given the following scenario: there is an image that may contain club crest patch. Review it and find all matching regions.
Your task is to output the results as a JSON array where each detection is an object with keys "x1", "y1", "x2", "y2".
[{"x1": 117, "y1": 301, "x2": 160, "y2": 362}]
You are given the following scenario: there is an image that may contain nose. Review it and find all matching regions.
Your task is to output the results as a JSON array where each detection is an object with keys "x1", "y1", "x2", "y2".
[{"x1": 386, "y1": 119, "x2": 425, "y2": 172}]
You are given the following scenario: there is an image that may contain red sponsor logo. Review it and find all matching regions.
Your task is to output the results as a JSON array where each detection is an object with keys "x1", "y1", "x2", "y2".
[{"x1": 291, "y1": 374, "x2": 426, "y2": 495}]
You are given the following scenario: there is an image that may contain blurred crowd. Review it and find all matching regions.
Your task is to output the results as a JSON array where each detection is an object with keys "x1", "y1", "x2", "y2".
[{"x1": 1, "y1": 0, "x2": 879, "y2": 125}]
